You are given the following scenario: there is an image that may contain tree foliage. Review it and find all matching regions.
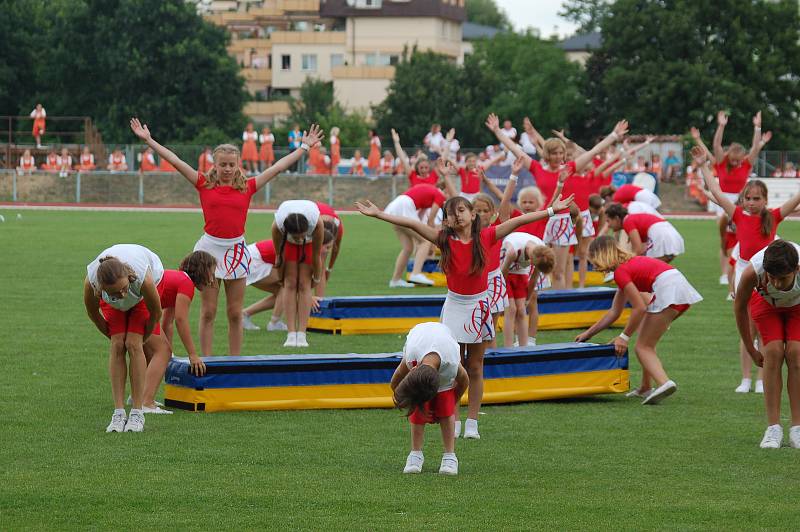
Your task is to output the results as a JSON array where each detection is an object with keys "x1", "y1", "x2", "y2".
[
  {"x1": 465, "y1": 0, "x2": 512, "y2": 31},
  {"x1": 558, "y1": 0, "x2": 611, "y2": 34},
  {"x1": 584, "y1": 0, "x2": 800, "y2": 148}
]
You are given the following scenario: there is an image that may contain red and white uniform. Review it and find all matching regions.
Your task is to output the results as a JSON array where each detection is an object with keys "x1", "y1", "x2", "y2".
[
  {"x1": 30, "y1": 107, "x2": 46, "y2": 135},
  {"x1": 159, "y1": 270, "x2": 196, "y2": 309},
  {"x1": 192, "y1": 172, "x2": 257, "y2": 280},
  {"x1": 275, "y1": 199, "x2": 321, "y2": 265},
  {"x1": 529, "y1": 159, "x2": 578, "y2": 246},
  {"x1": 563, "y1": 172, "x2": 600, "y2": 238},
  {"x1": 623, "y1": 213, "x2": 684, "y2": 258},
  {"x1": 458, "y1": 167, "x2": 481, "y2": 200},
  {"x1": 502, "y1": 232, "x2": 546, "y2": 299},
  {"x1": 748, "y1": 242, "x2": 800, "y2": 345},
  {"x1": 87, "y1": 244, "x2": 165, "y2": 336},
  {"x1": 241, "y1": 130, "x2": 258, "y2": 162},
  {"x1": 259, "y1": 133, "x2": 275, "y2": 165},
  {"x1": 614, "y1": 256, "x2": 702, "y2": 314},
  {"x1": 140, "y1": 152, "x2": 157, "y2": 172},
  {"x1": 246, "y1": 240, "x2": 276, "y2": 285},
  {"x1": 708, "y1": 158, "x2": 752, "y2": 216},
  {"x1": 19, "y1": 155, "x2": 36, "y2": 172},
  {"x1": 79, "y1": 153, "x2": 95, "y2": 171},
  {"x1": 627, "y1": 200, "x2": 663, "y2": 218},
  {"x1": 385, "y1": 184, "x2": 446, "y2": 221},
  {"x1": 43, "y1": 153, "x2": 58, "y2": 170},
  {"x1": 108, "y1": 152, "x2": 127, "y2": 171},
  {"x1": 350, "y1": 156, "x2": 365, "y2": 175},
  {"x1": 198, "y1": 151, "x2": 214, "y2": 174},
  {"x1": 510, "y1": 208, "x2": 547, "y2": 240},
  {"x1": 380, "y1": 157, "x2": 396, "y2": 175},
  {"x1": 613, "y1": 184, "x2": 661, "y2": 210},
  {"x1": 330, "y1": 135, "x2": 341, "y2": 171},
  {"x1": 408, "y1": 169, "x2": 439, "y2": 188},
  {"x1": 403, "y1": 322, "x2": 461, "y2": 424},
  {"x1": 439, "y1": 226, "x2": 498, "y2": 343},
  {"x1": 57, "y1": 154, "x2": 72, "y2": 171},
  {"x1": 317, "y1": 201, "x2": 344, "y2": 240},
  {"x1": 731, "y1": 206, "x2": 783, "y2": 287},
  {"x1": 486, "y1": 218, "x2": 507, "y2": 314},
  {"x1": 367, "y1": 136, "x2": 381, "y2": 171}
]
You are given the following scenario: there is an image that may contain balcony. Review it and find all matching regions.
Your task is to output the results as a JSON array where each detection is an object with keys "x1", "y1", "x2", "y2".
[
  {"x1": 319, "y1": 0, "x2": 465, "y2": 22},
  {"x1": 242, "y1": 68, "x2": 273, "y2": 82},
  {"x1": 269, "y1": 30, "x2": 346, "y2": 44},
  {"x1": 278, "y1": 0, "x2": 320, "y2": 11},
  {"x1": 331, "y1": 65, "x2": 395, "y2": 79},
  {"x1": 244, "y1": 101, "x2": 292, "y2": 118},
  {"x1": 228, "y1": 38, "x2": 272, "y2": 53}
]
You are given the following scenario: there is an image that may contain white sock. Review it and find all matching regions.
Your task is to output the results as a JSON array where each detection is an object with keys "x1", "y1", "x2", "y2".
[
  {"x1": 114, "y1": 408, "x2": 126, "y2": 416},
  {"x1": 454, "y1": 420, "x2": 461, "y2": 437},
  {"x1": 442, "y1": 452, "x2": 456, "y2": 460},
  {"x1": 529, "y1": 337, "x2": 536, "y2": 346},
  {"x1": 740, "y1": 378, "x2": 752, "y2": 386},
  {"x1": 409, "y1": 450, "x2": 423, "y2": 459},
  {"x1": 297, "y1": 331, "x2": 307, "y2": 341},
  {"x1": 465, "y1": 418, "x2": 478, "y2": 431},
  {"x1": 129, "y1": 408, "x2": 143, "y2": 416}
]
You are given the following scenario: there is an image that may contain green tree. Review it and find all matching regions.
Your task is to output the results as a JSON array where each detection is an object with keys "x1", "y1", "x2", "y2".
[
  {"x1": 584, "y1": 0, "x2": 800, "y2": 148},
  {"x1": 559, "y1": 0, "x2": 611, "y2": 34},
  {"x1": 0, "y1": 0, "x2": 47, "y2": 115},
  {"x1": 465, "y1": 0, "x2": 512, "y2": 30}
]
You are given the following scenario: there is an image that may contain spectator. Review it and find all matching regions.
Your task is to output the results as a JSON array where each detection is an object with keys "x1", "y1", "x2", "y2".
[
  {"x1": 258, "y1": 127, "x2": 275, "y2": 171},
  {"x1": 309, "y1": 146, "x2": 331, "y2": 175},
  {"x1": 349, "y1": 149, "x2": 366, "y2": 175},
  {"x1": 41, "y1": 149, "x2": 59, "y2": 171},
  {"x1": 634, "y1": 155, "x2": 647, "y2": 172},
  {"x1": 108, "y1": 148, "x2": 128, "y2": 171},
  {"x1": 197, "y1": 146, "x2": 213, "y2": 174},
  {"x1": 651, "y1": 153, "x2": 663, "y2": 181},
  {"x1": 423, "y1": 124, "x2": 443, "y2": 160},
  {"x1": 367, "y1": 129, "x2": 381, "y2": 173},
  {"x1": 519, "y1": 129, "x2": 538, "y2": 158},
  {"x1": 17, "y1": 149, "x2": 36, "y2": 174},
  {"x1": 329, "y1": 126, "x2": 341, "y2": 173},
  {"x1": 664, "y1": 150, "x2": 681, "y2": 182},
  {"x1": 140, "y1": 147, "x2": 157, "y2": 172},
  {"x1": 380, "y1": 150, "x2": 396, "y2": 175},
  {"x1": 158, "y1": 157, "x2": 177, "y2": 173},
  {"x1": 78, "y1": 146, "x2": 96, "y2": 171},
  {"x1": 782, "y1": 162, "x2": 797, "y2": 178},
  {"x1": 499, "y1": 119, "x2": 517, "y2": 140},
  {"x1": 30, "y1": 103, "x2": 46, "y2": 148},
  {"x1": 57, "y1": 147, "x2": 72, "y2": 178},
  {"x1": 241, "y1": 122, "x2": 258, "y2": 175}
]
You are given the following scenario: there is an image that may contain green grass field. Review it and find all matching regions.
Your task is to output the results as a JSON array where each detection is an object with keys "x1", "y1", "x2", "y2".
[{"x1": 1, "y1": 210, "x2": 799, "y2": 530}]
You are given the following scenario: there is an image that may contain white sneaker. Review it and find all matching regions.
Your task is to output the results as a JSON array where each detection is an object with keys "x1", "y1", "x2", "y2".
[
  {"x1": 735, "y1": 379, "x2": 751, "y2": 393},
  {"x1": 439, "y1": 454, "x2": 459, "y2": 475},
  {"x1": 759, "y1": 425, "x2": 783, "y2": 449},
  {"x1": 719, "y1": 274, "x2": 728, "y2": 285},
  {"x1": 267, "y1": 320, "x2": 288, "y2": 331},
  {"x1": 463, "y1": 418, "x2": 480, "y2": 439},
  {"x1": 641, "y1": 380, "x2": 677, "y2": 405},
  {"x1": 403, "y1": 452, "x2": 424, "y2": 474},
  {"x1": 625, "y1": 388, "x2": 651, "y2": 398},
  {"x1": 124, "y1": 411, "x2": 145, "y2": 432},
  {"x1": 296, "y1": 332, "x2": 309, "y2": 347},
  {"x1": 726, "y1": 292, "x2": 734, "y2": 301},
  {"x1": 242, "y1": 313, "x2": 261, "y2": 331},
  {"x1": 389, "y1": 279, "x2": 415, "y2": 288},
  {"x1": 408, "y1": 273, "x2": 434, "y2": 286},
  {"x1": 283, "y1": 332, "x2": 297, "y2": 347},
  {"x1": 143, "y1": 405, "x2": 173, "y2": 415},
  {"x1": 789, "y1": 426, "x2": 800, "y2": 449},
  {"x1": 603, "y1": 272, "x2": 614, "y2": 283},
  {"x1": 754, "y1": 380, "x2": 764, "y2": 394},
  {"x1": 106, "y1": 411, "x2": 127, "y2": 433}
]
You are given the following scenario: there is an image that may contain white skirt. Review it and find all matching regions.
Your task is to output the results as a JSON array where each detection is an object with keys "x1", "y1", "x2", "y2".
[
  {"x1": 246, "y1": 243, "x2": 273, "y2": 286},
  {"x1": 194, "y1": 233, "x2": 251, "y2": 280},
  {"x1": 579, "y1": 209, "x2": 596, "y2": 238},
  {"x1": 634, "y1": 189, "x2": 662, "y2": 209},
  {"x1": 647, "y1": 270, "x2": 703, "y2": 313},
  {"x1": 734, "y1": 255, "x2": 749, "y2": 291},
  {"x1": 645, "y1": 222, "x2": 685, "y2": 258},
  {"x1": 487, "y1": 267, "x2": 508, "y2": 314},
  {"x1": 707, "y1": 192, "x2": 740, "y2": 216},
  {"x1": 385, "y1": 194, "x2": 420, "y2": 220},
  {"x1": 460, "y1": 191, "x2": 479, "y2": 202},
  {"x1": 544, "y1": 212, "x2": 578, "y2": 246},
  {"x1": 627, "y1": 201, "x2": 663, "y2": 218},
  {"x1": 440, "y1": 290, "x2": 495, "y2": 344}
]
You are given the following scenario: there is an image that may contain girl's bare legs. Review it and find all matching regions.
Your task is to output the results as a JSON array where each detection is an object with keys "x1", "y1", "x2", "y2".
[
  {"x1": 243, "y1": 294, "x2": 277, "y2": 317},
  {"x1": 489, "y1": 313, "x2": 501, "y2": 348},
  {"x1": 199, "y1": 281, "x2": 220, "y2": 355},
  {"x1": 316, "y1": 249, "x2": 330, "y2": 297},
  {"x1": 297, "y1": 263, "x2": 313, "y2": 332},
  {"x1": 411, "y1": 239, "x2": 432, "y2": 277},
  {"x1": 513, "y1": 299, "x2": 528, "y2": 346},
  {"x1": 786, "y1": 341, "x2": 800, "y2": 426},
  {"x1": 284, "y1": 261, "x2": 300, "y2": 332},
  {"x1": 503, "y1": 303, "x2": 517, "y2": 347},
  {"x1": 142, "y1": 333, "x2": 171, "y2": 407},
  {"x1": 762, "y1": 341, "x2": 786, "y2": 426},
  {"x1": 551, "y1": 245, "x2": 571, "y2": 290},
  {"x1": 577, "y1": 236, "x2": 592, "y2": 288},
  {"x1": 527, "y1": 290, "x2": 539, "y2": 342},
  {"x1": 439, "y1": 415, "x2": 456, "y2": 453},
  {"x1": 410, "y1": 423, "x2": 425, "y2": 451},
  {"x1": 109, "y1": 334, "x2": 128, "y2": 409},
  {"x1": 224, "y1": 278, "x2": 246, "y2": 356},
  {"x1": 463, "y1": 342, "x2": 486, "y2": 420},
  {"x1": 124, "y1": 333, "x2": 148, "y2": 409},
  {"x1": 566, "y1": 251, "x2": 576, "y2": 289},
  {"x1": 391, "y1": 227, "x2": 414, "y2": 282},
  {"x1": 634, "y1": 309, "x2": 678, "y2": 387}
]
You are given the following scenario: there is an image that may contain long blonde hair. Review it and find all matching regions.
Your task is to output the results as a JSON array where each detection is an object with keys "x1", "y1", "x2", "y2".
[
  {"x1": 588, "y1": 235, "x2": 634, "y2": 273},
  {"x1": 205, "y1": 144, "x2": 247, "y2": 192}
]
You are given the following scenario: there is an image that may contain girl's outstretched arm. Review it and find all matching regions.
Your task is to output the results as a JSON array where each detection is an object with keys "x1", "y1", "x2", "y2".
[
  {"x1": 523, "y1": 117, "x2": 546, "y2": 154},
  {"x1": 712, "y1": 110, "x2": 727, "y2": 162},
  {"x1": 84, "y1": 278, "x2": 109, "y2": 337},
  {"x1": 693, "y1": 146, "x2": 736, "y2": 218},
  {"x1": 480, "y1": 167, "x2": 504, "y2": 201},
  {"x1": 130, "y1": 117, "x2": 198, "y2": 185},
  {"x1": 254, "y1": 124, "x2": 324, "y2": 191},
  {"x1": 486, "y1": 113, "x2": 531, "y2": 167},
  {"x1": 575, "y1": 288, "x2": 626, "y2": 342},
  {"x1": 391, "y1": 129, "x2": 411, "y2": 178},
  {"x1": 690, "y1": 127, "x2": 714, "y2": 164},
  {"x1": 779, "y1": 184, "x2": 800, "y2": 218},
  {"x1": 734, "y1": 267, "x2": 764, "y2": 367},
  {"x1": 355, "y1": 200, "x2": 439, "y2": 244},
  {"x1": 573, "y1": 120, "x2": 629, "y2": 174}
]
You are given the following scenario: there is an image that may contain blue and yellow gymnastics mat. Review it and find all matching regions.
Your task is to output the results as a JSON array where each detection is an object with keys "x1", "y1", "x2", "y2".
[
  {"x1": 406, "y1": 258, "x2": 609, "y2": 287},
  {"x1": 163, "y1": 342, "x2": 629, "y2": 412},
  {"x1": 308, "y1": 287, "x2": 629, "y2": 335}
]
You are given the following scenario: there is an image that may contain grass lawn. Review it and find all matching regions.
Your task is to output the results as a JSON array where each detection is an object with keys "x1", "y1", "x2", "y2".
[{"x1": 1, "y1": 210, "x2": 799, "y2": 530}]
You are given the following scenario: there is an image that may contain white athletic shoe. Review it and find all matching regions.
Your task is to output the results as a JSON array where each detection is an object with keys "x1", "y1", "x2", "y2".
[
  {"x1": 789, "y1": 426, "x2": 800, "y2": 449},
  {"x1": 735, "y1": 379, "x2": 751, "y2": 393},
  {"x1": 641, "y1": 380, "x2": 677, "y2": 405},
  {"x1": 726, "y1": 292, "x2": 734, "y2": 301},
  {"x1": 124, "y1": 411, "x2": 145, "y2": 432},
  {"x1": 389, "y1": 279, "x2": 415, "y2": 288},
  {"x1": 439, "y1": 454, "x2": 459, "y2": 475},
  {"x1": 603, "y1": 272, "x2": 614, "y2": 283},
  {"x1": 296, "y1": 332, "x2": 309, "y2": 348},
  {"x1": 143, "y1": 405, "x2": 173, "y2": 415},
  {"x1": 625, "y1": 388, "x2": 651, "y2": 398},
  {"x1": 242, "y1": 313, "x2": 261, "y2": 331},
  {"x1": 454, "y1": 420, "x2": 462, "y2": 439},
  {"x1": 408, "y1": 273, "x2": 434, "y2": 286},
  {"x1": 759, "y1": 425, "x2": 783, "y2": 449},
  {"x1": 719, "y1": 274, "x2": 728, "y2": 285},
  {"x1": 106, "y1": 411, "x2": 127, "y2": 433},
  {"x1": 463, "y1": 419, "x2": 480, "y2": 439},
  {"x1": 403, "y1": 452, "x2": 424, "y2": 474},
  {"x1": 267, "y1": 320, "x2": 288, "y2": 331},
  {"x1": 754, "y1": 380, "x2": 764, "y2": 394},
  {"x1": 283, "y1": 332, "x2": 298, "y2": 347}
]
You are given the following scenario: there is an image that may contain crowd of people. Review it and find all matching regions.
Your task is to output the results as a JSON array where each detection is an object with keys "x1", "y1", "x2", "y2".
[{"x1": 82, "y1": 110, "x2": 800, "y2": 475}]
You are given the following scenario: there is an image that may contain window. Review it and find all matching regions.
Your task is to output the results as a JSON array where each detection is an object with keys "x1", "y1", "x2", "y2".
[
  {"x1": 365, "y1": 53, "x2": 396, "y2": 67},
  {"x1": 281, "y1": 54, "x2": 291, "y2": 70},
  {"x1": 331, "y1": 54, "x2": 345, "y2": 67},
  {"x1": 301, "y1": 54, "x2": 317, "y2": 71},
  {"x1": 388, "y1": 55, "x2": 399, "y2": 66},
  {"x1": 349, "y1": 0, "x2": 382, "y2": 8}
]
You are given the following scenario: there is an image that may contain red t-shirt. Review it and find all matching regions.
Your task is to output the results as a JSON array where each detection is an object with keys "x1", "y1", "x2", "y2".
[
  {"x1": 459, "y1": 168, "x2": 481, "y2": 194},
  {"x1": 159, "y1": 270, "x2": 195, "y2": 309},
  {"x1": 613, "y1": 256, "x2": 674, "y2": 292},
  {"x1": 613, "y1": 184, "x2": 642, "y2": 205},
  {"x1": 316, "y1": 201, "x2": 344, "y2": 238},
  {"x1": 714, "y1": 158, "x2": 752, "y2": 194},
  {"x1": 622, "y1": 213, "x2": 664, "y2": 240},
  {"x1": 442, "y1": 226, "x2": 498, "y2": 295},
  {"x1": 404, "y1": 184, "x2": 446, "y2": 210},
  {"x1": 408, "y1": 169, "x2": 439, "y2": 188},
  {"x1": 254, "y1": 240, "x2": 276, "y2": 264},
  {"x1": 528, "y1": 159, "x2": 576, "y2": 213},
  {"x1": 511, "y1": 208, "x2": 546, "y2": 239},
  {"x1": 195, "y1": 172, "x2": 257, "y2": 238},
  {"x1": 486, "y1": 218, "x2": 503, "y2": 271},
  {"x1": 563, "y1": 173, "x2": 596, "y2": 210},
  {"x1": 732, "y1": 206, "x2": 783, "y2": 260}
]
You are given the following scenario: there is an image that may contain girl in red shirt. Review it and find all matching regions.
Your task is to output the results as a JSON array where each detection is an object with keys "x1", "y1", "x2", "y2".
[
  {"x1": 391, "y1": 128, "x2": 439, "y2": 188},
  {"x1": 604, "y1": 204, "x2": 685, "y2": 262},
  {"x1": 357, "y1": 191, "x2": 575, "y2": 439},
  {"x1": 576, "y1": 236, "x2": 702, "y2": 404},
  {"x1": 472, "y1": 193, "x2": 506, "y2": 346},
  {"x1": 130, "y1": 117, "x2": 323, "y2": 356}
]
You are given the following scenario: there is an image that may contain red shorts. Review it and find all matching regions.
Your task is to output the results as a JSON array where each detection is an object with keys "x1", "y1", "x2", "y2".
[
  {"x1": 505, "y1": 273, "x2": 530, "y2": 300},
  {"x1": 749, "y1": 293, "x2": 800, "y2": 345},
  {"x1": 100, "y1": 299, "x2": 161, "y2": 337},
  {"x1": 283, "y1": 242, "x2": 313, "y2": 265},
  {"x1": 724, "y1": 232, "x2": 737, "y2": 251},
  {"x1": 409, "y1": 388, "x2": 457, "y2": 425},
  {"x1": 669, "y1": 303, "x2": 690, "y2": 316}
]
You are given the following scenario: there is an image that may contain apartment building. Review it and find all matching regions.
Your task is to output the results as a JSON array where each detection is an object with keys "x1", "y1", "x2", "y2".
[{"x1": 189, "y1": 0, "x2": 467, "y2": 121}]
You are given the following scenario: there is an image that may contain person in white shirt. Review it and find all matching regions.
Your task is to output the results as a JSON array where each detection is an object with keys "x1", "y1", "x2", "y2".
[
  {"x1": 30, "y1": 104, "x2": 46, "y2": 148},
  {"x1": 500, "y1": 120, "x2": 517, "y2": 140},
  {"x1": 519, "y1": 131, "x2": 538, "y2": 157},
  {"x1": 391, "y1": 322, "x2": 469, "y2": 475},
  {"x1": 423, "y1": 124, "x2": 444, "y2": 160}
]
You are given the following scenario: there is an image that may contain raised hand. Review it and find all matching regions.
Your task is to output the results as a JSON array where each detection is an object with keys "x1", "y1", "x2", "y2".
[
  {"x1": 302, "y1": 124, "x2": 324, "y2": 148},
  {"x1": 690, "y1": 126, "x2": 702, "y2": 140},
  {"x1": 485, "y1": 113, "x2": 500, "y2": 133},
  {"x1": 551, "y1": 193, "x2": 575, "y2": 212},
  {"x1": 717, "y1": 110, "x2": 728, "y2": 126},
  {"x1": 130, "y1": 117, "x2": 152, "y2": 142},
  {"x1": 761, "y1": 131, "x2": 773, "y2": 145},
  {"x1": 552, "y1": 129, "x2": 566, "y2": 140},
  {"x1": 557, "y1": 166, "x2": 571, "y2": 184},
  {"x1": 523, "y1": 117, "x2": 534, "y2": 132},
  {"x1": 511, "y1": 155, "x2": 524, "y2": 175},
  {"x1": 690, "y1": 145, "x2": 707, "y2": 164},
  {"x1": 446, "y1": 128, "x2": 455, "y2": 141},
  {"x1": 612, "y1": 120, "x2": 629, "y2": 138},
  {"x1": 753, "y1": 110, "x2": 762, "y2": 128},
  {"x1": 479, "y1": 167, "x2": 489, "y2": 182},
  {"x1": 644, "y1": 135, "x2": 655, "y2": 144},
  {"x1": 355, "y1": 200, "x2": 380, "y2": 217},
  {"x1": 390, "y1": 128, "x2": 400, "y2": 143}
]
